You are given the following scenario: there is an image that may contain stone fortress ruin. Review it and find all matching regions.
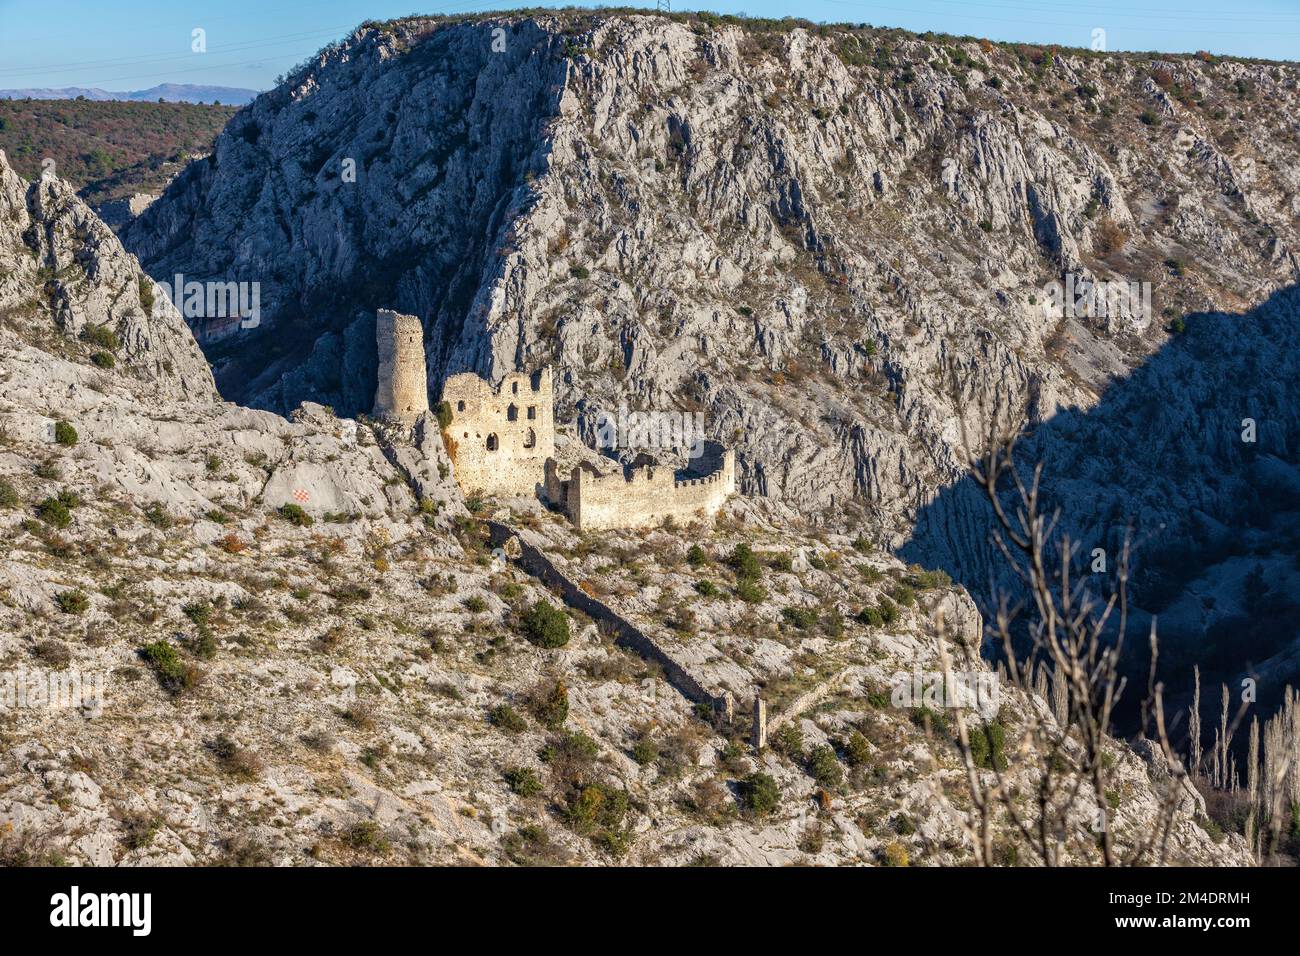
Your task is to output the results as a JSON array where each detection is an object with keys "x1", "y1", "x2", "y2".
[
  {"x1": 372, "y1": 312, "x2": 736, "y2": 528},
  {"x1": 440, "y1": 367, "x2": 557, "y2": 497},
  {"x1": 373, "y1": 309, "x2": 429, "y2": 422},
  {"x1": 544, "y1": 444, "x2": 736, "y2": 531}
]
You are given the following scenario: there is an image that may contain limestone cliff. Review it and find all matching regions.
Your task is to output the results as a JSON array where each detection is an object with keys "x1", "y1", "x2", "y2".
[
  {"x1": 0, "y1": 150, "x2": 216, "y2": 402},
  {"x1": 124, "y1": 13, "x2": 1300, "y2": 529}
]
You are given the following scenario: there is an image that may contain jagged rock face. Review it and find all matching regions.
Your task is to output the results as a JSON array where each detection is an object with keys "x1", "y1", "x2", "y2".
[
  {"x1": 0, "y1": 152, "x2": 216, "y2": 403},
  {"x1": 124, "y1": 16, "x2": 1300, "y2": 536},
  {"x1": 124, "y1": 19, "x2": 568, "y2": 416}
]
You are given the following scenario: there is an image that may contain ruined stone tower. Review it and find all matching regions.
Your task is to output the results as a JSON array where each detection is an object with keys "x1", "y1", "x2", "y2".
[{"x1": 373, "y1": 309, "x2": 428, "y2": 421}]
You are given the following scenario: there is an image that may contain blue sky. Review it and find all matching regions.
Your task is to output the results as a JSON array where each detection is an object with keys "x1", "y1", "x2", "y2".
[{"x1": 0, "y1": 0, "x2": 1297, "y2": 92}]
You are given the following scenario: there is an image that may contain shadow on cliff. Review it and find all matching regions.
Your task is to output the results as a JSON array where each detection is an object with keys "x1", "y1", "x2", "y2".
[{"x1": 900, "y1": 284, "x2": 1300, "y2": 735}]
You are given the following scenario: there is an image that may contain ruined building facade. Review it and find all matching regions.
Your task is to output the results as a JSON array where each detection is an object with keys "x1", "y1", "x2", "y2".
[
  {"x1": 438, "y1": 364, "x2": 736, "y2": 527},
  {"x1": 373, "y1": 309, "x2": 429, "y2": 421},
  {"x1": 441, "y1": 368, "x2": 555, "y2": 497}
]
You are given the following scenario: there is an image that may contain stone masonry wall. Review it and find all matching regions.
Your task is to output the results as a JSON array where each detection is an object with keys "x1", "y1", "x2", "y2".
[
  {"x1": 442, "y1": 368, "x2": 554, "y2": 497},
  {"x1": 549, "y1": 443, "x2": 735, "y2": 531},
  {"x1": 373, "y1": 309, "x2": 429, "y2": 421},
  {"x1": 486, "y1": 520, "x2": 721, "y2": 709}
]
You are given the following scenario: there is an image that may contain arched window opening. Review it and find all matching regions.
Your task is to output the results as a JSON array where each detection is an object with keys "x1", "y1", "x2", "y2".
[
  {"x1": 486, "y1": 433, "x2": 499, "y2": 451},
  {"x1": 456, "y1": 400, "x2": 465, "y2": 412},
  {"x1": 524, "y1": 428, "x2": 536, "y2": 449},
  {"x1": 507, "y1": 404, "x2": 519, "y2": 422},
  {"x1": 527, "y1": 406, "x2": 536, "y2": 420}
]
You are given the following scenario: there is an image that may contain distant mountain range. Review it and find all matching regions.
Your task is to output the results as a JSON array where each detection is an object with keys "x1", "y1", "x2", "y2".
[{"x1": 0, "y1": 83, "x2": 258, "y2": 105}]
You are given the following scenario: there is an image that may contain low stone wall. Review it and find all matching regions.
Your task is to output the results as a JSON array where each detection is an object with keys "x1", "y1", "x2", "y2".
[
  {"x1": 765, "y1": 668, "x2": 861, "y2": 737},
  {"x1": 487, "y1": 520, "x2": 721, "y2": 710}
]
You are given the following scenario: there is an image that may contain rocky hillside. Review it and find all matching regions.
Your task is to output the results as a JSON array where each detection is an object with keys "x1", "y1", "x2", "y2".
[
  {"x1": 121, "y1": 11, "x2": 1300, "y2": 724},
  {"x1": 125, "y1": 12, "x2": 1299, "y2": 519},
  {"x1": 0, "y1": 153, "x2": 1247, "y2": 866},
  {"x1": 0, "y1": 99, "x2": 236, "y2": 205}
]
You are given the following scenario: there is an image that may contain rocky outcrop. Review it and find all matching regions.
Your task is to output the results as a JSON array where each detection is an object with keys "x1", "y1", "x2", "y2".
[{"x1": 0, "y1": 151, "x2": 216, "y2": 402}]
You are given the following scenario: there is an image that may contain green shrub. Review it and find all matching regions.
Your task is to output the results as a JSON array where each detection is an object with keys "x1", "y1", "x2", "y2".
[
  {"x1": 735, "y1": 579, "x2": 766, "y2": 603},
  {"x1": 463, "y1": 595, "x2": 487, "y2": 613},
  {"x1": 912, "y1": 706, "x2": 950, "y2": 735},
  {"x1": 90, "y1": 351, "x2": 116, "y2": 369},
  {"x1": 968, "y1": 720, "x2": 1008, "y2": 770},
  {"x1": 742, "y1": 772, "x2": 780, "y2": 816},
  {"x1": 773, "y1": 723, "x2": 804, "y2": 759},
  {"x1": 781, "y1": 606, "x2": 818, "y2": 630},
  {"x1": 137, "y1": 276, "x2": 155, "y2": 312},
  {"x1": 564, "y1": 782, "x2": 628, "y2": 846},
  {"x1": 844, "y1": 730, "x2": 871, "y2": 767},
  {"x1": 807, "y1": 745, "x2": 843, "y2": 789},
  {"x1": 891, "y1": 584, "x2": 916, "y2": 607},
  {"x1": 768, "y1": 552, "x2": 794, "y2": 573},
  {"x1": 522, "y1": 599, "x2": 570, "y2": 648},
  {"x1": 141, "y1": 640, "x2": 198, "y2": 694},
  {"x1": 81, "y1": 323, "x2": 120, "y2": 351},
  {"x1": 686, "y1": 544, "x2": 707, "y2": 566},
  {"x1": 278, "y1": 503, "x2": 313, "y2": 527},
  {"x1": 54, "y1": 421, "x2": 78, "y2": 447},
  {"x1": 54, "y1": 589, "x2": 89, "y2": 615},
  {"x1": 36, "y1": 492, "x2": 75, "y2": 528},
  {"x1": 856, "y1": 606, "x2": 884, "y2": 627},
  {"x1": 694, "y1": 580, "x2": 718, "y2": 597},
  {"x1": 143, "y1": 502, "x2": 172, "y2": 528},
  {"x1": 433, "y1": 400, "x2": 453, "y2": 429},
  {"x1": 489, "y1": 703, "x2": 527, "y2": 733},
  {"x1": 906, "y1": 567, "x2": 952, "y2": 590},
  {"x1": 504, "y1": 766, "x2": 543, "y2": 797},
  {"x1": 631, "y1": 737, "x2": 659, "y2": 766},
  {"x1": 877, "y1": 597, "x2": 899, "y2": 625},
  {"x1": 727, "y1": 543, "x2": 762, "y2": 581},
  {"x1": 569, "y1": 265, "x2": 590, "y2": 280},
  {"x1": 0, "y1": 479, "x2": 17, "y2": 509}
]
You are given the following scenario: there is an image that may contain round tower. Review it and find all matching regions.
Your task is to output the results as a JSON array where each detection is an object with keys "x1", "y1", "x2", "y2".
[{"x1": 373, "y1": 309, "x2": 429, "y2": 421}]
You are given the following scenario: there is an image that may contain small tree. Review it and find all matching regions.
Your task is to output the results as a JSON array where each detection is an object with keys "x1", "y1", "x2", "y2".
[
  {"x1": 743, "y1": 771, "x2": 780, "y2": 816},
  {"x1": 522, "y1": 600, "x2": 570, "y2": 648}
]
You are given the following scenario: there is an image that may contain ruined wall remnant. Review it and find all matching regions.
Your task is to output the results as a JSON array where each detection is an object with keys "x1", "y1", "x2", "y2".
[
  {"x1": 442, "y1": 368, "x2": 554, "y2": 497},
  {"x1": 544, "y1": 441, "x2": 736, "y2": 531},
  {"x1": 373, "y1": 309, "x2": 429, "y2": 421}
]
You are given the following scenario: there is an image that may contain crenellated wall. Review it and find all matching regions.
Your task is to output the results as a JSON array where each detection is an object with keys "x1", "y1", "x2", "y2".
[
  {"x1": 545, "y1": 442, "x2": 735, "y2": 531},
  {"x1": 442, "y1": 368, "x2": 554, "y2": 497}
]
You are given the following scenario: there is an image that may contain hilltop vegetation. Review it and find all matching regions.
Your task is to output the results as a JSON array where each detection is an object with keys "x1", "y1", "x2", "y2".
[{"x1": 0, "y1": 98, "x2": 236, "y2": 203}]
